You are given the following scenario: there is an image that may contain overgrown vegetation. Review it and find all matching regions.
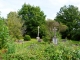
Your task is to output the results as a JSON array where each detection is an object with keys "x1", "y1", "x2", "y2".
[
  {"x1": 0, "y1": 19, "x2": 9, "y2": 49},
  {"x1": 0, "y1": 3, "x2": 80, "y2": 60},
  {"x1": 55, "y1": 5, "x2": 80, "y2": 40},
  {"x1": 18, "y1": 3, "x2": 46, "y2": 38},
  {"x1": 1, "y1": 39, "x2": 80, "y2": 60},
  {"x1": 24, "y1": 35, "x2": 31, "y2": 41},
  {"x1": 6, "y1": 12, "x2": 23, "y2": 40}
]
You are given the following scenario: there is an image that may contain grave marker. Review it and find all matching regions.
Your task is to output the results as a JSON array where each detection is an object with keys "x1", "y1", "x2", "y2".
[
  {"x1": 52, "y1": 27, "x2": 58, "y2": 44},
  {"x1": 36, "y1": 26, "x2": 41, "y2": 42}
]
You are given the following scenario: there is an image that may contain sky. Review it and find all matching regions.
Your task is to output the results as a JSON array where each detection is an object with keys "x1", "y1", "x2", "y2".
[{"x1": 0, "y1": 0, "x2": 80, "y2": 19}]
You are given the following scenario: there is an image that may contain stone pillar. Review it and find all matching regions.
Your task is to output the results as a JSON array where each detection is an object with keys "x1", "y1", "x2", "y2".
[
  {"x1": 53, "y1": 27, "x2": 58, "y2": 44},
  {"x1": 38, "y1": 26, "x2": 40, "y2": 37},
  {"x1": 36, "y1": 26, "x2": 41, "y2": 42}
]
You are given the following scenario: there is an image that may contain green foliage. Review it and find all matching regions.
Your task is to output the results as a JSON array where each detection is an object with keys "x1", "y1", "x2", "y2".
[
  {"x1": 55, "y1": 5, "x2": 80, "y2": 40},
  {"x1": 39, "y1": 24, "x2": 48, "y2": 38},
  {"x1": 2, "y1": 40, "x2": 80, "y2": 60},
  {"x1": 58, "y1": 22, "x2": 68, "y2": 32},
  {"x1": 46, "y1": 19, "x2": 59, "y2": 32},
  {"x1": 2, "y1": 39, "x2": 80, "y2": 60},
  {"x1": 46, "y1": 19, "x2": 67, "y2": 41},
  {"x1": 18, "y1": 3, "x2": 46, "y2": 38},
  {"x1": 7, "y1": 12, "x2": 23, "y2": 39},
  {"x1": 56, "y1": 32, "x2": 62, "y2": 41},
  {"x1": 71, "y1": 28, "x2": 80, "y2": 40},
  {"x1": 44, "y1": 43, "x2": 80, "y2": 60},
  {"x1": 0, "y1": 19, "x2": 9, "y2": 49},
  {"x1": 42, "y1": 36, "x2": 50, "y2": 42},
  {"x1": 46, "y1": 19, "x2": 67, "y2": 32},
  {"x1": 43, "y1": 31, "x2": 61, "y2": 43},
  {"x1": 24, "y1": 35, "x2": 31, "y2": 41},
  {"x1": 42, "y1": 27, "x2": 53, "y2": 43},
  {"x1": 7, "y1": 40, "x2": 15, "y2": 54},
  {"x1": 7, "y1": 43, "x2": 15, "y2": 54}
]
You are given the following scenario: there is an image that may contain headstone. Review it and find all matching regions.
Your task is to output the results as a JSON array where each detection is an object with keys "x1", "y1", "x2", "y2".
[
  {"x1": 52, "y1": 36, "x2": 57, "y2": 44},
  {"x1": 53, "y1": 27, "x2": 58, "y2": 44}
]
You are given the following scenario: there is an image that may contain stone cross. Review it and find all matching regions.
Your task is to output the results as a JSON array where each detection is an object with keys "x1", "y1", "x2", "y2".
[
  {"x1": 36, "y1": 26, "x2": 41, "y2": 42},
  {"x1": 53, "y1": 27, "x2": 58, "y2": 44},
  {"x1": 38, "y1": 26, "x2": 40, "y2": 37},
  {"x1": 53, "y1": 27, "x2": 57, "y2": 37}
]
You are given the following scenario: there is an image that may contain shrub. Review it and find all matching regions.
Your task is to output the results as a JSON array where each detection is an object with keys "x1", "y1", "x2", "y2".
[
  {"x1": 0, "y1": 19, "x2": 9, "y2": 49},
  {"x1": 24, "y1": 35, "x2": 31, "y2": 41},
  {"x1": 42, "y1": 36, "x2": 50, "y2": 42},
  {"x1": 44, "y1": 43, "x2": 80, "y2": 60},
  {"x1": 7, "y1": 42, "x2": 15, "y2": 54},
  {"x1": 2, "y1": 42, "x2": 80, "y2": 60}
]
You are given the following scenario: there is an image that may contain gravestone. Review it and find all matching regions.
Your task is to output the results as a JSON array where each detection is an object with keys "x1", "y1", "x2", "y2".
[
  {"x1": 52, "y1": 36, "x2": 58, "y2": 44},
  {"x1": 36, "y1": 26, "x2": 41, "y2": 42},
  {"x1": 52, "y1": 27, "x2": 58, "y2": 44}
]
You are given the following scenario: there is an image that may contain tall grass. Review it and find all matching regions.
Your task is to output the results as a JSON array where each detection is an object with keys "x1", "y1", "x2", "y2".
[{"x1": 1, "y1": 39, "x2": 80, "y2": 60}]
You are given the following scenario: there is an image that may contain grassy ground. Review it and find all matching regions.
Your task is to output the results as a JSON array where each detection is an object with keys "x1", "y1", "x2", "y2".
[
  {"x1": 13, "y1": 39, "x2": 80, "y2": 55},
  {"x1": 1, "y1": 39, "x2": 80, "y2": 60},
  {"x1": 14, "y1": 39, "x2": 49, "y2": 54},
  {"x1": 1, "y1": 39, "x2": 80, "y2": 54},
  {"x1": 15, "y1": 39, "x2": 80, "y2": 51}
]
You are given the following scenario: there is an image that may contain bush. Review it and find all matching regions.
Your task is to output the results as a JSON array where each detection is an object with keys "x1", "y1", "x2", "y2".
[
  {"x1": 7, "y1": 42, "x2": 15, "y2": 54},
  {"x1": 24, "y1": 35, "x2": 31, "y2": 41},
  {"x1": 0, "y1": 19, "x2": 9, "y2": 49},
  {"x1": 44, "y1": 43, "x2": 80, "y2": 60},
  {"x1": 42, "y1": 36, "x2": 50, "y2": 42},
  {"x1": 2, "y1": 42, "x2": 80, "y2": 60}
]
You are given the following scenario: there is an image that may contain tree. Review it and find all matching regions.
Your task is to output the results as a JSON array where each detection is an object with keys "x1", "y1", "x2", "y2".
[
  {"x1": 46, "y1": 19, "x2": 59, "y2": 32},
  {"x1": 46, "y1": 19, "x2": 67, "y2": 39},
  {"x1": 18, "y1": 3, "x2": 46, "y2": 38},
  {"x1": 58, "y1": 23, "x2": 68, "y2": 32},
  {"x1": 55, "y1": 5, "x2": 80, "y2": 40},
  {"x1": 0, "y1": 18, "x2": 9, "y2": 49},
  {"x1": 7, "y1": 12, "x2": 23, "y2": 39}
]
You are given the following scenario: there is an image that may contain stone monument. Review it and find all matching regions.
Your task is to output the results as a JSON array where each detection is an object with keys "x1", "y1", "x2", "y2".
[
  {"x1": 36, "y1": 26, "x2": 41, "y2": 42},
  {"x1": 52, "y1": 27, "x2": 58, "y2": 44}
]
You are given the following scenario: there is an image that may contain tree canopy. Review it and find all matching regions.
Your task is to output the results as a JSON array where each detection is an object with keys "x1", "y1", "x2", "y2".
[
  {"x1": 0, "y1": 18, "x2": 9, "y2": 49},
  {"x1": 55, "y1": 5, "x2": 80, "y2": 40},
  {"x1": 18, "y1": 3, "x2": 46, "y2": 38},
  {"x1": 7, "y1": 12, "x2": 23, "y2": 39},
  {"x1": 46, "y1": 19, "x2": 67, "y2": 39}
]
